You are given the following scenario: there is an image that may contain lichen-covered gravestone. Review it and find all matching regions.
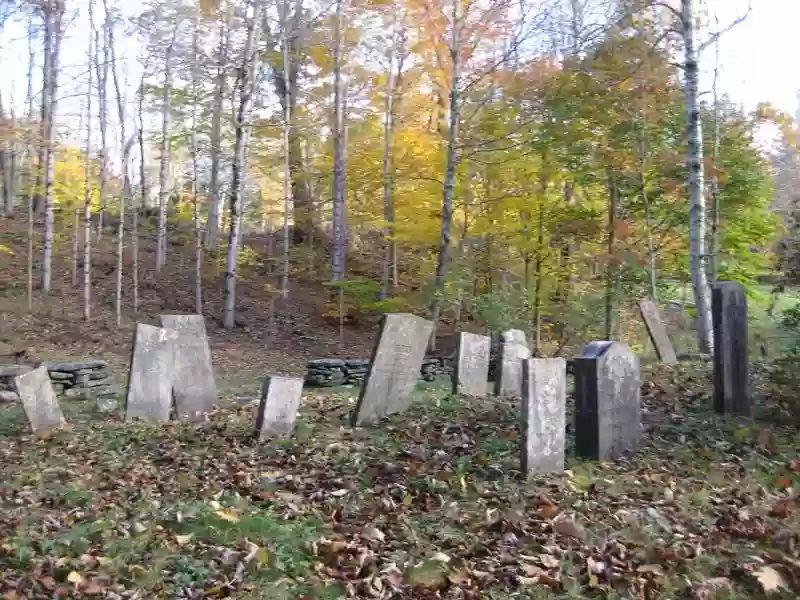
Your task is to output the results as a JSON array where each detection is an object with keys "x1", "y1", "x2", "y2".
[
  {"x1": 573, "y1": 341, "x2": 641, "y2": 461},
  {"x1": 638, "y1": 299, "x2": 677, "y2": 365},
  {"x1": 453, "y1": 332, "x2": 490, "y2": 396},
  {"x1": 494, "y1": 329, "x2": 531, "y2": 397},
  {"x1": 159, "y1": 314, "x2": 217, "y2": 420},
  {"x1": 255, "y1": 376, "x2": 304, "y2": 440},
  {"x1": 520, "y1": 358, "x2": 566, "y2": 474},
  {"x1": 351, "y1": 313, "x2": 433, "y2": 426},
  {"x1": 712, "y1": 281, "x2": 749, "y2": 416},
  {"x1": 126, "y1": 323, "x2": 177, "y2": 422},
  {"x1": 14, "y1": 366, "x2": 65, "y2": 432}
]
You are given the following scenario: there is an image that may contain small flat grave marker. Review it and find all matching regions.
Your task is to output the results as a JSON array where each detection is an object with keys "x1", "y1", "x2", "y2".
[
  {"x1": 521, "y1": 358, "x2": 566, "y2": 474},
  {"x1": 14, "y1": 366, "x2": 65, "y2": 432},
  {"x1": 160, "y1": 314, "x2": 218, "y2": 420},
  {"x1": 126, "y1": 323, "x2": 177, "y2": 422},
  {"x1": 453, "y1": 332, "x2": 490, "y2": 396},
  {"x1": 573, "y1": 341, "x2": 641, "y2": 461},
  {"x1": 712, "y1": 281, "x2": 750, "y2": 416},
  {"x1": 351, "y1": 313, "x2": 433, "y2": 426},
  {"x1": 255, "y1": 376, "x2": 304, "y2": 440},
  {"x1": 638, "y1": 299, "x2": 677, "y2": 365},
  {"x1": 494, "y1": 329, "x2": 531, "y2": 397}
]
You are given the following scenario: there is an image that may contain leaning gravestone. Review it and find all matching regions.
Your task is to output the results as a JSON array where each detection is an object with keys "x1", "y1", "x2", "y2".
[
  {"x1": 126, "y1": 323, "x2": 177, "y2": 422},
  {"x1": 638, "y1": 299, "x2": 677, "y2": 365},
  {"x1": 494, "y1": 329, "x2": 531, "y2": 397},
  {"x1": 712, "y1": 281, "x2": 749, "y2": 416},
  {"x1": 573, "y1": 341, "x2": 641, "y2": 461},
  {"x1": 14, "y1": 366, "x2": 65, "y2": 432},
  {"x1": 351, "y1": 313, "x2": 433, "y2": 426},
  {"x1": 255, "y1": 376, "x2": 304, "y2": 440},
  {"x1": 453, "y1": 332, "x2": 490, "y2": 396},
  {"x1": 160, "y1": 314, "x2": 217, "y2": 420},
  {"x1": 521, "y1": 358, "x2": 566, "y2": 474}
]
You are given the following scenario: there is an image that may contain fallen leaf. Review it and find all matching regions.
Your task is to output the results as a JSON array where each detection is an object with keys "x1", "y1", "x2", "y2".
[
  {"x1": 361, "y1": 525, "x2": 386, "y2": 543},
  {"x1": 215, "y1": 508, "x2": 241, "y2": 523},
  {"x1": 175, "y1": 533, "x2": 194, "y2": 546},
  {"x1": 66, "y1": 571, "x2": 83, "y2": 584},
  {"x1": 693, "y1": 576, "x2": 733, "y2": 600},
  {"x1": 552, "y1": 515, "x2": 584, "y2": 540},
  {"x1": 331, "y1": 489, "x2": 349, "y2": 497},
  {"x1": 753, "y1": 566, "x2": 789, "y2": 594}
]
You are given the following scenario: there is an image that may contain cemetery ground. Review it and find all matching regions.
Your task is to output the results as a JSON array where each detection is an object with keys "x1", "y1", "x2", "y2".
[{"x1": 1, "y1": 364, "x2": 799, "y2": 600}]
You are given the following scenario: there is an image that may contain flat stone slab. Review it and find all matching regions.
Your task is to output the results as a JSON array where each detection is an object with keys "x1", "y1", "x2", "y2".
[
  {"x1": 638, "y1": 299, "x2": 677, "y2": 365},
  {"x1": 14, "y1": 366, "x2": 66, "y2": 432},
  {"x1": 43, "y1": 360, "x2": 108, "y2": 373},
  {"x1": 521, "y1": 358, "x2": 566, "y2": 474},
  {"x1": 454, "y1": 332, "x2": 490, "y2": 397},
  {"x1": 0, "y1": 365, "x2": 33, "y2": 378},
  {"x1": 494, "y1": 329, "x2": 531, "y2": 397},
  {"x1": 308, "y1": 359, "x2": 346, "y2": 368},
  {"x1": 160, "y1": 314, "x2": 217, "y2": 420},
  {"x1": 255, "y1": 376, "x2": 304, "y2": 440},
  {"x1": 126, "y1": 324, "x2": 177, "y2": 422}
]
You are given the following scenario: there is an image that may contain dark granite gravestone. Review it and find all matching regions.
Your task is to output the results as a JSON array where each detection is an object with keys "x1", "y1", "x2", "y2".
[
  {"x1": 126, "y1": 323, "x2": 177, "y2": 422},
  {"x1": 255, "y1": 376, "x2": 304, "y2": 440},
  {"x1": 638, "y1": 299, "x2": 677, "y2": 365},
  {"x1": 712, "y1": 281, "x2": 749, "y2": 416},
  {"x1": 573, "y1": 341, "x2": 641, "y2": 461},
  {"x1": 351, "y1": 313, "x2": 433, "y2": 426},
  {"x1": 453, "y1": 332, "x2": 490, "y2": 396},
  {"x1": 521, "y1": 358, "x2": 566, "y2": 474},
  {"x1": 494, "y1": 329, "x2": 531, "y2": 397},
  {"x1": 13, "y1": 366, "x2": 66, "y2": 432}
]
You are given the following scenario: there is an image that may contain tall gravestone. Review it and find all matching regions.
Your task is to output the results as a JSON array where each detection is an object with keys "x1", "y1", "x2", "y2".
[
  {"x1": 14, "y1": 366, "x2": 65, "y2": 432},
  {"x1": 453, "y1": 332, "x2": 490, "y2": 396},
  {"x1": 494, "y1": 329, "x2": 531, "y2": 397},
  {"x1": 712, "y1": 281, "x2": 749, "y2": 416},
  {"x1": 126, "y1": 323, "x2": 177, "y2": 422},
  {"x1": 255, "y1": 376, "x2": 304, "y2": 440},
  {"x1": 160, "y1": 314, "x2": 217, "y2": 420},
  {"x1": 351, "y1": 313, "x2": 433, "y2": 426},
  {"x1": 521, "y1": 358, "x2": 566, "y2": 474},
  {"x1": 573, "y1": 341, "x2": 641, "y2": 461},
  {"x1": 638, "y1": 299, "x2": 677, "y2": 365}
]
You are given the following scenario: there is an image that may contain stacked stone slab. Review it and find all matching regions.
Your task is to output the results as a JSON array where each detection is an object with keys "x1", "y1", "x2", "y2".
[
  {"x1": 305, "y1": 357, "x2": 450, "y2": 387},
  {"x1": 0, "y1": 360, "x2": 116, "y2": 402}
]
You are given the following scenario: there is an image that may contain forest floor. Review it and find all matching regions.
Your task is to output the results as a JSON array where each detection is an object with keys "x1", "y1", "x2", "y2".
[{"x1": 0, "y1": 362, "x2": 799, "y2": 600}]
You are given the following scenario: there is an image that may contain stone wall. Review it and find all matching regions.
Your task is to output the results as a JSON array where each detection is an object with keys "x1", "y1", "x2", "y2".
[
  {"x1": 305, "y1": 357, "x2": 452, "y2": 387},
  {"x1": 0, "y1": 360, "x2": 118, "y2": 402}
]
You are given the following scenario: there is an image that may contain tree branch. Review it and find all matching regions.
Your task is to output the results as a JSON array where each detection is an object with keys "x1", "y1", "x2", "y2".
[{"x1": 698, "y1": 3, "x2": 752, "y2": 53}]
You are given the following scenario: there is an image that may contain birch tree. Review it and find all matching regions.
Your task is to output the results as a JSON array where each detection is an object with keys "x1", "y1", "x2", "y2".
[
  {"x1": 156, "y1": 27, "x2": 178, "y2": 272},
  {"x1": 206, "y1": 7, "x2": 230, "y2": 250},
  {"x1": 83, "y1": 0, "x2": 94, "y2": 321},
  {"x1": 190, "y1": 12, "x2": 203, "y2": 313},
  {"x1": 279, "y1": 0, "x2": 292, "y2": 299},
  {"x1": 330, "y1": 0, "x2": 347, "y2": 283},
  {"x1": 96, "y1": 20, "x2": 109, "y2": 240}
]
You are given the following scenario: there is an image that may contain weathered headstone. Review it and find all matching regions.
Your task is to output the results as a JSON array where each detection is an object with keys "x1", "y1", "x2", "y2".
[
  {"x1": 638, "y1": 299, "x2": 677, "y2": 365},
  {"x1": 521, "y1": 358, "x2": 566, "y2": 474},
  {"x1": 255, "y1": 376, "x2": 304, "y2": 440},
  {"x1": 13, "y1": 366, "x2": 65, "y2": 432},
  {"x1": 126, "y1": 323, "x2": 177, "y2": 422},
  {"x1": 159, "y1": 314, "x2": 217, "y2": 420},
  {"x1": 494, "y1": 329, "x2": 531, "y2": 397},
  {"x1": 573, "y1": 341, "x2": 641, "y2": 461},
  {"x1": 712, "y1": 281, "x2": 749, "y2": 416},
  {"x1": 351, "y1": 313, "x2": 433, "y2": 426},
  {"x1": 453, "y1": 332, "x2": 490, "y2": 396}
]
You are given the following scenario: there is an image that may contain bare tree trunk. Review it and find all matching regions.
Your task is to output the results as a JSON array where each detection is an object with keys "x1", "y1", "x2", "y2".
[
  {"x1": 532, "y1": 177, "x2": 546, "y2": 355},
  {"x1": 280, "y1": 0, "x2": 292, "y2": 299},
  {"x1": 681, "y1": 0, "x2": 713, "y2": 353},
  {"x1": 223, "y1": 0, "x2": 262, "y2": 330},
  {"x1": 206, "y1": 12, "x2": 229, "y2": 250},
  {"x1": 96, "y1": 21, "x2": 109, "y2": 241},
  {"x1": 604, "y1": 175, "x2": 618, "y2": 340},
  {"x1": 71, "y1": 208, "x2": 78, "y2": 285},
  {"x1": 83, "y1": 4, "x2": 94, "y2": 321},
  {"x1": 33, "y1": 3, "x2": 53, "y2": 215},
  {"x1": 156, "y1": 29, "x2": 178, "y2": 272},
  {"x1": 330, "y1": 0, "x2": 347, "y2": 283},
  {"x1": 191, "y1": 13, "x2": 203, "y2": 313},
  {"x1": 709, "y1": 30, "x2": 721, "y2": 285},
  {"x1": 134, "y1": 76, "x2": 146, "y2": 314}
]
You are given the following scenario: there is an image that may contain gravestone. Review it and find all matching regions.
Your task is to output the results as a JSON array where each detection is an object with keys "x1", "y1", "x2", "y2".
[
  {"x1": 521, "y1": 358, "x2": 566, "y2": 474},
  {"x1": 573, "y1": 341, "x2": 641, "y2": 461},
  {"x1": 453, "y1": 332, "x2": 490, "y2": 396},
  {"x1": 638, "y1": 299, "x2": 677, "y2": 365},
  {"x1": 160, "y1": 314, "x2": 217, "y2": 420},
  {"x1": 712, "y1": 281, "x2": 749, "y2": 416},
  {"x1": 255, "y1": 376, "x2": 304, "y2": 440},
  {"x1": 494, "y1": 329, "x2": 531, "y2": 397},
  {"x1": 14, "y1": 366, "x2": 65, "y2": 432},
  {"x1": 126, "y1": 323, "x2": 177, "y2": 422},
  {"x1": 351, "y1": 313, "x2": 433, "y2": 426}
]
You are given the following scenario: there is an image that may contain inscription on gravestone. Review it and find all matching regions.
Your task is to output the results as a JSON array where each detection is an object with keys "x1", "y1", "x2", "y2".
[
  {"x1": 521, "y1": 358, "x2": 566, "y2": 474},
  {"x1": 573, "y1": 341, "x2": 641, "y2": 461},
  {"x1": 255, "y1": 376, "x2": 304, "y2": 440},
  {"x1": 351, "y1": 313, "x2": 433, "y2": 426},
  {"x1": 453, "y1": 332, "x2": 490, "y2": 396},
  {"x1": 160, "y1": 314, "x2": 218, "y2": 420},
  {"x1": 14, "y1": 366, "x2": 65, "y2": 432},
  {"x1": 494, "y1": 329, "x2": 531, "y2": 397},
  {"x1": 126, "y1": 323, "x2": 177, "y2": 422},
  {"x1": 638, "y1": 299, "x2": 677, "y2": 365},
  {"x1": 712, "y1": 281, "x2": 749, "y2": 416}
]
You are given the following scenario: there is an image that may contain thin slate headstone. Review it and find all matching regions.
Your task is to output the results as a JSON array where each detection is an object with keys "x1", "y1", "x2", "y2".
[
  {"x1": 521, "y1": 358, "x2": 566, "y2": 474},
  {"x1": 255, "y1": 376, "x2": 304, "y2": 440},
  {"x1": 453, "y1": 332, "x2": 490, "y2": 396},
  {"x1": 712, "y1": 281, "x2": 749, "y2": 416},
  {"x1": 494, "y1": 329, "x2": 531, "y2": 397},
  {"x1": 573, "y1": 341, "x2": 641, "y2": 461},
  {"x1": 159, "y1": 314, "x2": 218, "y2": 420},
  {"x1": 351, "y1": 313, "x2": 433, "y2": 426},
  {"x1": 126, "y1": 323, "x2": 177, "y2": 422},
  {"x1": 638, "y1": 299, "x2": 677, "y2": 365},
  {"x1": 14, "y1": 366, "x2": 65, "y2": 432}
]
